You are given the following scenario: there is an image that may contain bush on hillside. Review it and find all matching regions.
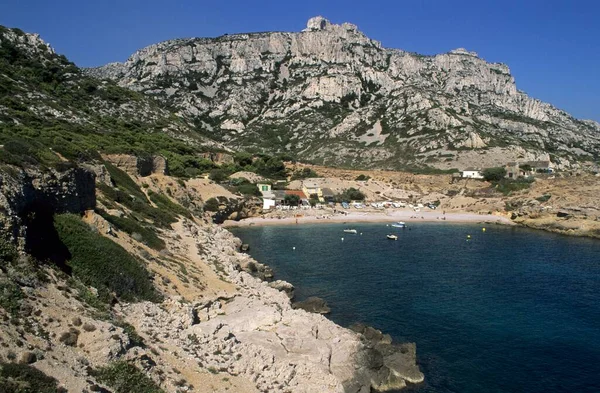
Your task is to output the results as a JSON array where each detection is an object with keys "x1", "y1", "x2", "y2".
[
  {"x1": 335, "y1": 187, "x2": 365, "y2": 202},
  {"x1": 203, "y1": 198, "x2": 220, "y2": 212},
  {"x1": 291, "y1": 167, "x2": 318, "y2": 180},
  {"x1": 494, "y1": 178, "x2": 534, "y2": 195},
  {"x1": 92, "y1": 361, "x2": 164, "y2": 393},
  {"x1": 54, "y1": 214, "x2": 161, "y2": 303},
  {"x1": 284, "y1": 194, "x2": 300, "y2": 205},
  {"x1": 147, "y1": 191, "x2": 192, "y2": 219},
  {"x1": 0, "y1": 363, "x2": 60, "y2": 393},
  {"x1": 482, "y1": 167, "x2": 507, "y2": 182},
  {"x1": 97, "y1": 210, "x2": 166, "y2": 251},
  {"x1": 209, "y1": 168, "x2": 229, "y2": 183}
]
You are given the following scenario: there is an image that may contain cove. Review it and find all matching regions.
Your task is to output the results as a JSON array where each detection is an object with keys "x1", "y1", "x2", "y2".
[{"x1": 230, "y1": 222, "x2": 600, "y2": 393}]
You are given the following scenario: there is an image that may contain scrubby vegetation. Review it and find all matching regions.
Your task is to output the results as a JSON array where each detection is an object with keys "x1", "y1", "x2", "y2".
[
  {"x1": 53, "y1": 214, "x2": 161, "y2": 303},
  {"x1": 92, "y1": 361, "x2": 164, "y2": 393},
  {"x1": 291, "y1": 167, "x2": 318, "y2": 180},
  {"x1": 482, "y1": 167, "x2": 507, "y2": 182},
  {"x1": 494, "y1": 177, "x2": 534, "y2": 195},
  {"x1": 97, "y1": 209, "x2": 166, "y2": 251},
  {"x1": 335, "y1": 187, "x2": 365, "y2": 202},
  {"x1": 0, "y1": 363, "x2": 60, "y2": 393},
  {"x1": 97, "y1": 164, "x2": 190, "y2": 228},
  {"x1": 229, "y1": 178, "x2": 261, "y2": 196}
]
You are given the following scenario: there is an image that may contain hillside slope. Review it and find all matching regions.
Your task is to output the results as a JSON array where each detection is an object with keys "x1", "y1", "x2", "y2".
[
  {"x1": 88, "y1": 16, "x2": 600, "y2": 171},
  {"x1": 0, "y1": 25, "x2": 229, "y2": 178}
]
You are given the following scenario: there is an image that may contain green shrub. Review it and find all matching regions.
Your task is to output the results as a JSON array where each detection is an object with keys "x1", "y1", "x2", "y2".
[
  {"x1": 204, "y1": 198, "x2": 220, "y2": 212},
  {"x1": 0, "y1": 279, "x2": 23, "y2": 317},
  {"x1": 536, "y1": 194, "x2": 551, "y2": 202},
  {"x1": 495, "y1": 178, "x2": 534, "y2": 195},
  {"x1": 97, "y1": 210, "x2": 165, "y2": 250},
  {"x1": 284, "y1": 194, "x2": 300, "y2": 205},
  {"x1": 482, "y1": 167, "x2": 507, "y2": 182},
  {"x1": 335, "y1": 187, "x2": 365, "y2": 202},
  {"x1": 209, "y1": 168, "x2": 228, "y2": 183},
  {"x1": 113, "y1": 321, "x2": 145, "y2": 348},
  {"x1": 0, "y1": 238, "x2": 18, "y2": 264},
  {"x1": 54, "y1": 214, "x2": 161, "y2": 303},
  {"x1": 92, "y1": 361, "x2": 164, "y2": 393},
  {"x1": 147, "y1": 191, "x2": 192, "y2": 219},
  {"x1": 0, "y1": 363, "x2": 60, "y2": 393},
  {"x1": 97, "y1": 183, "x2": 178, "y2": 229},
  {"x1": 355, "y1": 174, "x2": 371, "y2": 181},
  {"x1": 291, "y1": 168, "x2": 319, "y2": 180},
  {"x1": 103, "y1": 163, "x2": 148, "y2": 202},
  {"x1": 235, "y1": 182, "x2": 260, "y2": 197}
]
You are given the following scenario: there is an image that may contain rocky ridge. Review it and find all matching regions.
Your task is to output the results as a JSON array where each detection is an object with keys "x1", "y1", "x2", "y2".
[{"x1": 88, "y1": 16, "x2": 600, "y2": 171}]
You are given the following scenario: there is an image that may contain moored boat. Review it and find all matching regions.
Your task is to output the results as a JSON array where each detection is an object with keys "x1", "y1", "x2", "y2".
[
  {"x1": 343, "y1": 229, "x2": 358, "y2": 234},
  {"x1": 391, "y1": 221, "x2": 406, "y2": 228},
  {"x1": 386, "y1": 234, "x2": 398, "y2": 240}
]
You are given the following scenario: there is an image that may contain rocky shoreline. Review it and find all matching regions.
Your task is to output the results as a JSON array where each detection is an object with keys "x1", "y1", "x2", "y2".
[{"x1": 141, "y1": 218, "x2": 426, "y2": 392}]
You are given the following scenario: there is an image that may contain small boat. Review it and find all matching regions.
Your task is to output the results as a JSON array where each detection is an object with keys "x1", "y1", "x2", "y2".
[
  {"x1": 386, "y1": 234, "x2": 398, "y2": 240},
  {"x1": 343, "y1": 229, "x2": 358, "y2": 234},
  {"x1": 391, "y1": 221, "x2": 406, "y2": 228}
]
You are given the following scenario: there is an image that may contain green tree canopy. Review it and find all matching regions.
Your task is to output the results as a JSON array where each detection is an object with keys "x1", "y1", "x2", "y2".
[
  {"x1": 284, "y1": 194, "x2": 300, "y2": 205},
  {"x1": 482, "y1": 167, "x2": 507, "y2": 182}
]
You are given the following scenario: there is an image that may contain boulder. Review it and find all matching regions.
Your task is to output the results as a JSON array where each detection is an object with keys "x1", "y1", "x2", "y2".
[
  {"x1": 268, "y1": 280, "x2": 295, "y2": 299},
  {"x1": 292, "y1": 297, "x2": 331, "y2": 314}
]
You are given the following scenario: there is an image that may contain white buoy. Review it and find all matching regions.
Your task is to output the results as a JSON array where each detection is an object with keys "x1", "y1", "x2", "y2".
[
  {"x1": 292, "y1": 246, "x2": 296, "y2": 250},
  {"x1": 341, "y1": 237, "x2": 344, "y2": 241},
  {"x1": 482, "y1": 228, "x2": 486, "y2": 232},
  {"x1": 360, "y1": 233, "x2": 363, "y2": 235}
]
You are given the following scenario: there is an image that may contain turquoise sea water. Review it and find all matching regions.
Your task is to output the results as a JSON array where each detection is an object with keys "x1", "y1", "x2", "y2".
[{"x1": 230, "y1": 223, "x2": 600, "y2": 393}]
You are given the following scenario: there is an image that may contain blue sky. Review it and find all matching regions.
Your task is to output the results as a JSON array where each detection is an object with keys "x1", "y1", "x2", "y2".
[{"x1": 2, "y1": 0, "x2": 599, "y2": 122}]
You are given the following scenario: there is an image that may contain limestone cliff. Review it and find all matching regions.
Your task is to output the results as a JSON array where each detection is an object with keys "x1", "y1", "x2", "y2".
[{"x1": 88, "y1": 16, "x2": 600, "y2": 171}]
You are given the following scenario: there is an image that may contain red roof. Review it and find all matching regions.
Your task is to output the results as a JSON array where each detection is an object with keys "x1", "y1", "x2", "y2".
[{"x1": 284, "y1": 190, "x2": 307, "y2": 199}]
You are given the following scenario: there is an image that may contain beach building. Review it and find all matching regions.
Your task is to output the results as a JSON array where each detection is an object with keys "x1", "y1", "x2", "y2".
[
  {"x1": 321, "y1": 187, "x2": 335, "y2": 202},
  {"x1": 461, "y1": 168, "x2": 484, "y2": 179},
  {"x1": 505, "y1": 161, "x2": 554, "y2": 178},
  {"x1": 526, "y1": 160, "x2": 554, "y2": 173},
  {"x1": 301, "y1": 180, "x2": 323, "y2": 202},
  {"x1": 257, "y1": 183, "x2": 277, "y2": 209}
]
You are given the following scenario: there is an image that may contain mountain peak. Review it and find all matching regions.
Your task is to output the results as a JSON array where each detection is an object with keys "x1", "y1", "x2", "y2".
[
  {"x1": 303, "y1": 16, "x2": 331, "y2": 31},
  {"x1": 449, "y1": 48, "x2": 479, "y2": 57}
]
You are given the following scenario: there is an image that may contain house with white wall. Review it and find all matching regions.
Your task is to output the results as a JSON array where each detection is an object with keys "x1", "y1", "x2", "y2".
[{"x1": 461, "y1": 168, "x2": 484, "y2": 179}]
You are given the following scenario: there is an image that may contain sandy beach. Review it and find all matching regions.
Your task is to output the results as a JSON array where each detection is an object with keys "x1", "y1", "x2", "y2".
[{"x1": 222, "y1": 209, "x2": 514, "y2": 228}]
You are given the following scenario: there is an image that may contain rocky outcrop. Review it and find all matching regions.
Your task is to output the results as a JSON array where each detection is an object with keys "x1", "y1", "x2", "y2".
[
  {"x1": 0, "y1": 165, "x2": 96, "y2": 242},
  {"x1": 292, "y1": 296, "x2": 331, "y2": 314},
  {"x1": 88, "y1": 17, "x2": 600, "y2": 171},
  {"x1": 103, "y1": 154, "x2": 169, "y2": 177}
]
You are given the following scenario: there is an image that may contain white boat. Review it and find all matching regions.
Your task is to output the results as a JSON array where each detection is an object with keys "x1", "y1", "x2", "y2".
[
  {"x1": 391, "y1": 221, "x2": 406, "y2": 228},
  {"x1": 343, "y1": 229, "x2": 358, "y2": 234},
  {"x1": 386, "y1": 234, "x2": 398, "y2": 240}
]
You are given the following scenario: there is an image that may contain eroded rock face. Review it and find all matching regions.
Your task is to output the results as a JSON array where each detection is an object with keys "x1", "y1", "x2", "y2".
[
  {"x1": 103, "y1": 154, "x2": 169, "y2": 177},
  {"x1": 87, "y1": 16, "x2": 600, "y2": 171},
  {"x1": 0, "y1": 165, "x2": 96, "y2": 241}
]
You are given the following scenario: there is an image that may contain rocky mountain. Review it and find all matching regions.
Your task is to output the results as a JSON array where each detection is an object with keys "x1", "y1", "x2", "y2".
[{"x1": 88, "y1": 16, "x2": 600, "y2": 171}]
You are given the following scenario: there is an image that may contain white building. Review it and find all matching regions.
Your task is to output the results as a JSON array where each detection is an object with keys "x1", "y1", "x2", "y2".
[{"x1": 461, "y1": 168, "x2": 484, "y2": 179}]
